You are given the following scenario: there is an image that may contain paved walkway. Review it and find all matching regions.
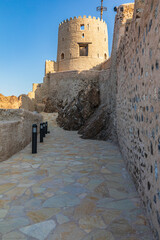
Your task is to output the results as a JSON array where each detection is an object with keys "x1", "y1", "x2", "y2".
[{"x1": 0, "y1": 114, "x2": 153, "y2": 240}]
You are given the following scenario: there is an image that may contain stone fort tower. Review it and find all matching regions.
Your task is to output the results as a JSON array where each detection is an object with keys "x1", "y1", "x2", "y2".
[{"x1": 45, "y1": 16, "x2": 109, "y2": 74}]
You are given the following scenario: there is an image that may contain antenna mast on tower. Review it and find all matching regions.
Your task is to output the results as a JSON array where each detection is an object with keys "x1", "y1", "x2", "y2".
[{"x1": 96, "y1": 0, "x2": 107, "y2": 20}]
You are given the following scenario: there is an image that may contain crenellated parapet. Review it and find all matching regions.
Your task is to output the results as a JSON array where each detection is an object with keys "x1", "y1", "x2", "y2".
[
  {"x1": 57, "y1": 15, "x2": 109, "y2": 72},
  {"x1": 59, "y1": 15, "x2": 106, "y2": 26}
]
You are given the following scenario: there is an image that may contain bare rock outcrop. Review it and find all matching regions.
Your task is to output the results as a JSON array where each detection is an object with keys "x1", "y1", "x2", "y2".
[
  {"x1": 78, "y1": 105, "x2": 113, "y2": 141},
  {"x1": 57, "y1": 83, "x2": 100, "y2": 130},
  {"x1": 0, "y1": 93, "x2": 36, "y2": 112},
  {"x1": 0, "y1": 94, "x2": 20, "y2": 109},
  {"x1": 43, "y1": 97, "x2": 58, "y2": 113}
]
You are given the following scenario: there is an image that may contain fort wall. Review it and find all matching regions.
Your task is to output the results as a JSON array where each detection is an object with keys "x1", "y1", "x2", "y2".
[
  {"x1": 0, "y1": 109, "x2": 42, "y2": 162},
  {"x1": 33, "y1": 70, "x2": 100, "y2": 112},
  {"x1": 57, "y1": 16, "x2": 109, "y2": 72},
  {"x1": 114, "y1": 0, "x2": 160, "y2": 237}
]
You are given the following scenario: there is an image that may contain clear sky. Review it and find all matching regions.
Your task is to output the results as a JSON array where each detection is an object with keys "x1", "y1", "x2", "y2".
[{"x1": 0, "y1": 0, "x2": 134, "y2": 97}]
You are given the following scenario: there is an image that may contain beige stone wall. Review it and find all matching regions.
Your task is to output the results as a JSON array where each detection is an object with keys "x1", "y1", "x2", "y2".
[
  {"x1": 0, "y1": 109, "x2": 42, "y2": 162},
  {"x1": 33, "y1": 70, "x2": 100, "y2": 110},
  {"x1": 116, "y1": 0, "x2": 160, "y2": 237},
  {"x1": 98, "y1": 3, "x2": 134, "y2": 141},
  {"x1": 57, "y1": 16, "x2": 109, "y2": 72},
  {"x1": 45, "y1": 60, "x2": 58, "y2": 75}
]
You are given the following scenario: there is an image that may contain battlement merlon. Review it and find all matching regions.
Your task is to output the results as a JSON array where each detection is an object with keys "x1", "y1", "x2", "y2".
[
  {"x1": 115, "y1": 3, "x2": 135, "y2": 25},
  {"x1": 45, "y1": 60, "x2": 58, "y2": 75},
  {"x1": 59, "y1": 15, "x2": 107, "y2": 27}
]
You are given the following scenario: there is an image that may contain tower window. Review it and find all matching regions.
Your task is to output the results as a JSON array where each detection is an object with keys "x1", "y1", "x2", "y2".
[
  {"x1": 87, "y1": 24, "x2": 89, "y2": 30},
  {"x1": 79, "y1": 44, "x2": 88, "y2": 56},
  {"x1": 80, "y1": 24, "x2": 85, "y2": 30},
  {"x1": 104, "y1": 53, "x2": 107, "y2": 59},
  {"x1": 61, "y1": 53, "x2": 64, "y2": 60},
  {"x1": 82, "y1": 33, "x2": 84, "y2": 38}
]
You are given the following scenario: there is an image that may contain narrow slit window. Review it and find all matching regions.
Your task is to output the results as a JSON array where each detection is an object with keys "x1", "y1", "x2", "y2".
[
  {"x1": 61, "y1": 53, "x2": 64, "y2": 60},
  {"x1": 104, "y1": 53, "x2": 107, "y2": 59},
  {"x1": 82, "y1": 33, "x2": 84, "y2": 38}
]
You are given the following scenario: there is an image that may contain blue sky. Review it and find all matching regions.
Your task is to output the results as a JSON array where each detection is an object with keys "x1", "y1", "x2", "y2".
[{"x1": 0, "y1": 0, "x2": 134, "y2": 97}]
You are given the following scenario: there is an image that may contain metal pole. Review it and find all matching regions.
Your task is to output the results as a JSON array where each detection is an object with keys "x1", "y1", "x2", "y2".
[
  {"x1": 43, "y1": 122, "x2": 46, "y2": 138},
  {"x1": 40, "y1": 123, "x2": 43, "y2": 143},
  {"x1": 45, "y1": 122, "x2": 48, "y2": 134},
  {"x1": 32, "y1": 124, "x2": 37, "y2": 154},
  {"x1": 101, "y1": 0, "x2": 103, "y2": 20}
]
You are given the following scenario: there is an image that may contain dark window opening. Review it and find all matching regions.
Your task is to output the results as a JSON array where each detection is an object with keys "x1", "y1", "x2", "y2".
[
  {"x1": 104, "y1": 53, "x2": 107, "y2": 59},
  {"x1": 82, "y1": 33, "x2": 84, "y2": 38},
  {"x1": 61, "y1": 53, "x2": 64, "y2": 60},
  {"x1": 79, "y1": 44, "x2": 88, "y2": 56},
  {"x1": 80, "y1": 24, "x2": 84, "y2": 30}
]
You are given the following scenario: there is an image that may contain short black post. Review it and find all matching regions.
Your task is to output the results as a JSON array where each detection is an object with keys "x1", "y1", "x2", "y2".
[
  {"x1": 45, "y1": 122, "x2": 48, "y2": 134},
  {"x1": 43, "y1": 122, "x2": 46, "y2": 138},
  {"x1": 40, "y1": 123, "x2": 43, "y2": 143},
  {"x1": 32, "y1": 124, "x2": 37, "y2": 154}
]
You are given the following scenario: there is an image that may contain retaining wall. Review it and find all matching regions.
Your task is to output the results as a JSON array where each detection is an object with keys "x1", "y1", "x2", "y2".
[{"x1": 0, "y1": 109, "x2": 42, "y2": 161}]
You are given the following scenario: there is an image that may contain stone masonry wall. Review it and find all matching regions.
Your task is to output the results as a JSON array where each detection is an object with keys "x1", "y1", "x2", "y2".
[
  {"x1": 116, "y1": 0, "x2": 160, "y2": 238},
  {"x1": 33, "y1": 70, "x2": 100, "y2": 112},
  {"x1": 57, "y1": 16, "x2": 109, "y2": 72},
  {"x1": 0, "y1": 109, "x2": 42, "y2": 162}
]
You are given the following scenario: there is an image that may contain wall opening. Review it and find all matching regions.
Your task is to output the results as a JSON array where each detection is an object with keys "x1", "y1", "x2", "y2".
[
  {"x1": 82, "y1": 33, "x2": 84, "y2": 38},
  {"x1": 80, "y1": 24, "x2": 85, "y2": 30},
  {"x1": 87, "y1": 24, "x2": 89, "y2": 30},
  {"x1": 104, "y1": 53, "x2": 107, "y2": 59},
  {"x1": 61, "y1": 53, "x2": 64, "y2": 60},
  {"x1": 79, "y1": 44, "x2": 88, "y2": 56}
]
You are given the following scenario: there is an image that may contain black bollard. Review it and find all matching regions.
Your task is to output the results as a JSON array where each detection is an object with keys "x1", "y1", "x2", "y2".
[
  {"x1": 40, "y1": 123, "x2": 43, "y2": 143},
  {"x1": 43, "y1": 122, "x2": 46, "y2": 138},
  {"x1": 45, "y1": 122, "x2": 48, "y2": 134},
  {"x1": 32, "y1": 124, "x2": 37, "y2": 154}
]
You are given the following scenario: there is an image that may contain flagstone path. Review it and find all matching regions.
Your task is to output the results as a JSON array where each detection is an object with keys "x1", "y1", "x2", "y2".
[{"x1": 0, "y1": 113, "x2": 153, "y2": 239}]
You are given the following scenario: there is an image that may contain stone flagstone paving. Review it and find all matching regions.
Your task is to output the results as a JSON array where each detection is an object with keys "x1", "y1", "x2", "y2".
[{"x1": 0, "y1": 114, "x2": 153, "y2": 239}]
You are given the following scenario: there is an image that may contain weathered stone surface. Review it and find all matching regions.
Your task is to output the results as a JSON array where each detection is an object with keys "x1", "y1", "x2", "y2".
[
  {"x1": 79, "y1": 215, "x2": 106, "y2": 230},
  {"x1": 78, "y1": 104, "x2": 113, "y2": 140},
  {"x1": 0, "y1": 109, "x2": 42, "y2": 162},
  {"x1": 0, "y1": 94, "x2": 19, "y2": 109},
  {"x1": 0, "y1": 93, "x2": 35, "y2": 111},
  {"x1": 49, "y1": 222, "x2": 85, "y2": 240},
  {"x1": 20, "y1": 220, "x2": 56, "y2": 240},
  {"x1": 0, "y1": 114, "x2": 153, "y2": 239},
  {"x1": 57, "y1": 82, "x2": 100, "y2": 130},
  {"x1": 43, "y1": 97, "x2": 58, "y2": 113}
]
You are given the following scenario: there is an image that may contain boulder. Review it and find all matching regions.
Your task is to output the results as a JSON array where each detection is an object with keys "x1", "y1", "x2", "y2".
[
  {"x1": 57, "y1": 83, "x2": 100, "y2": 130},
  {"x1": 78, "y1": 105, "x2": 112, "y2": 140}
]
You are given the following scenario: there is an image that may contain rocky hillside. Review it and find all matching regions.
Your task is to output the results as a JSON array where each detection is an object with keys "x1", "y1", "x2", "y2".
[{"x1": 0, "y1": 94, "x2": 20, "y2": 109}]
